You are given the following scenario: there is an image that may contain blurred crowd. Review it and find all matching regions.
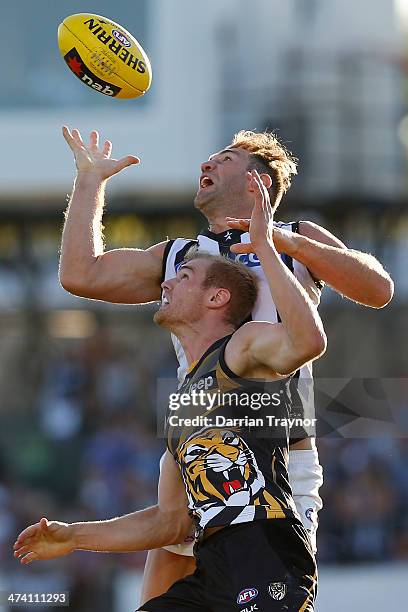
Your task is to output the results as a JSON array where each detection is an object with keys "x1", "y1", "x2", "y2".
[{"x1": 0, "y1": 330, "x2": 407, "y2": 611}]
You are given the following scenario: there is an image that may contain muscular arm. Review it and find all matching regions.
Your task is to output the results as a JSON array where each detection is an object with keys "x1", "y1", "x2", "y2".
[
  {"x1": 59, "y1": 174, "x2": 166, "y2": 303},
  {"x1": 228, "y1": 248, "x2": 326, "y2": 378},
  {"x1": 228, "y1": 218, "x2": 393, "y2": 309},
  {"x1": 226, "y1": 173, "x2": 326, "y2": 378},
  {"x1": 14, "y1": 451, "x2": 193, "y2": 563},
  {"x1": 291, "y1": 221, "x2": 393, "y2": 308},
  {"x1": 58, "y1": 127, "x2": 166, "y2": 304},
  {"x1": 72, "y1": 452, "x2": 192, "y2": 552}
]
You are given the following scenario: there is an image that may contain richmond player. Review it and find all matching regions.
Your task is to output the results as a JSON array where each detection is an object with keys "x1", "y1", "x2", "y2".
[
  {"x1": 15, "y1": 171, "x2": 326, "y2": 610},
  {"x1": 57, "y1": 126, "x2": 393, "y2": 603}
]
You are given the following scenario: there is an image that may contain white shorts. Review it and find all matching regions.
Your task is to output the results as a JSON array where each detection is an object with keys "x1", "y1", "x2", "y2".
[
  {"x1": 162, "y1": 447, "x2": 323, "y2": 557},
  {"x1": 288, "y1": 447, "x2": 323, "y2": 554}
]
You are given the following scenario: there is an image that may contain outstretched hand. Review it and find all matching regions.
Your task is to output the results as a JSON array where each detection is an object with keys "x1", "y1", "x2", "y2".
[
  {"x1": 62, "y1": 126, "x2": 140, "y2": 180},
  {"x1": 13, "y1": 517, "x2": 75, "y2": 565},
  {"x1": 226, "y1": 170, "x2": 275, "y2": 255},
  {"x1": 226, "y1": 174, "x2": 297, "y2": 255}
]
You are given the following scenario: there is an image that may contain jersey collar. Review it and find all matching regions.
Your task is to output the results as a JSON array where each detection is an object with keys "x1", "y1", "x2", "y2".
[
  {"x1": 200, "y1": 228, "x2": 245, "y2": 244},
  {"x1": 183, "y1": 334, "x2": 233, "y2": 382}
]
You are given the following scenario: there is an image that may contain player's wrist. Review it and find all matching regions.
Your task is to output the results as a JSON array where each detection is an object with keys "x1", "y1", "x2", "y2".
[
  {"x1": 75, "y1": 171, "x2": 108, "y2": 187},
  {"x1": 70, "y1": 522, "x2": 90, "y2": 551},
  {"x1": 253, "y1": 237, "x2": 278, "y2": 258},
  {"x1": 272, "y1": 229, "x2": 300, "y2": 258}
]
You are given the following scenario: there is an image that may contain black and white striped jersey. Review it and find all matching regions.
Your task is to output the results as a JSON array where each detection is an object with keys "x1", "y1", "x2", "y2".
[{"x1": 162, "y1": 222, "x2": 322, "y2": 438}]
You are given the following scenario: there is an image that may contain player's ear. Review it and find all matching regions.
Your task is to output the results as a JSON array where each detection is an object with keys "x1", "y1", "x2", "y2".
[
  {"x1": 208, "y1": 288, "x2": 230, "y2": 309},
  {"x1": 259, "y1": 173, "x2": 272, "y2": 189}
]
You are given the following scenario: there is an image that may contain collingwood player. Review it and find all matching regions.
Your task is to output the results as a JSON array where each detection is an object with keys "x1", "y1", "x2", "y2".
[
  {"x1": 57, "y1": 127, "x2": 393, "y2": 601},
  {"x1": 14, "y1": 171, "x2": 326, "y2": 610}
]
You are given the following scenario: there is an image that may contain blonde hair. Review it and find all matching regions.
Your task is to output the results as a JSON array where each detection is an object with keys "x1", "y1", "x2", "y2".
[
  {"x1": 184, "y1": 249, "x2": 258, "y2": 329},
  {"x1": 230, "y1": 130, "x2": 298, "y2": 207}
]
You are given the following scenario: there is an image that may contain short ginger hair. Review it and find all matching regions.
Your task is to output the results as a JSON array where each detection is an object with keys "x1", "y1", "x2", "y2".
[
  {"x1": 184, "y1": 250, "x2": 258, "y2": 329},
  {"x1": 230, "y1": 130, "x2": 298, "y2": 207}
]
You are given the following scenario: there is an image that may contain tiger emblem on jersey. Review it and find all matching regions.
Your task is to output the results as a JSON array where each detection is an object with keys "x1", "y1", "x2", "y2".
[{"x1": 176, "y1": 428, "x2": 265, "y2": 508}]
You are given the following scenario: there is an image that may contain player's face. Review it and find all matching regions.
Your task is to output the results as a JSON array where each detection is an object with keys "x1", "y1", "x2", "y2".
[
  {"x1": 194, "y1": 147, "x2": 252, "y2": 213},
  {"x1": 154, "y1": 260, "x2": 210, "y2": 329}
]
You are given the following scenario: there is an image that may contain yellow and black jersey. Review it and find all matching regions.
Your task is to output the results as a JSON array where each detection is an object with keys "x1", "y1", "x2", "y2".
[
  {"x1": 166, "y1": 335, "x2": 299, "y2": 533},
  {"x1": 162, "y1": 224, "x2": 321, "y2": 441}
]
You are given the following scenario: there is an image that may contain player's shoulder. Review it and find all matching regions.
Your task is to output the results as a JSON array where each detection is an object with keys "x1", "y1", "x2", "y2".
[
  {"x1": 164, "y1": 237, "x2": 197, "y2": 252},
  {"x1": 229, "y1": 321, "x2": 275, "y2": 352},
  {"x1": 225, "y1": 321, "x2": 283, "y2": 378},
  {"x1": 162, "y1": 237, "x2": 198, "y2": 280}
]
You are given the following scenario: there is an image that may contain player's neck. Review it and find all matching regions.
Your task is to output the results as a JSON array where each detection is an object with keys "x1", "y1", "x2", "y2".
[
  {"x1": 205, "y1": 204, "x2": 252, "y2": 234},
  {"x1": 173, "y1": 321, "x2": 234, "y2": 367},
  {"x1": 208, "y1": 220, "x2": 231, "y2": 234}
]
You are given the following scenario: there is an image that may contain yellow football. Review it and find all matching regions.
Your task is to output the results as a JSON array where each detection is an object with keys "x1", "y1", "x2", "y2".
[{"x1": 58, "y1": 13, "x2": 152, "y2": 99}]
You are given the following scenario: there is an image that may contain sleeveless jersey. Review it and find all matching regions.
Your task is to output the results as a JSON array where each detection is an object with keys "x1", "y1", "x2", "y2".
[
  {"x1": 162, "y1": 223, "x2": 322, "y2": 439},
  {"x1": 166, "y1": 335, "x2": 298, "y2": 532}
]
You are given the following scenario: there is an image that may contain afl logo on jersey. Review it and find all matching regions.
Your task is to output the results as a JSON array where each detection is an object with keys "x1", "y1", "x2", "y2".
[
  {"x1": 237, "y1": 588, "x2": 258, "y2": 604},
  {"x1": 228, "y1": 252, "x2": 261, "y2": 268}
]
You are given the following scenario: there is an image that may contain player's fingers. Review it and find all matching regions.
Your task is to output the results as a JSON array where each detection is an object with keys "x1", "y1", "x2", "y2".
[
  {"x1": 252, "y1": 170, "x2": 271, "y2": 216},
  {"x1": 254, "y1": 169, "x2": 271, "y2": 205},
  {"x1": 246, "y1": 171, "x2": 255, "y2": 192},
  {"x1": 62, "y1": 126, "x2": 77, "y2": 151},
  {"x1": 71, "y1": 129, "x2": 84, "y2": 146},
  {"x1": 250, "y1": 170, "x2": 263, "y2": 194},
  {"x1": 115, "y1": 155, "x2": 140, "y2": 172},
  {"x1": 251, "y1": 169, "x2": 264, "y2": 194},
  {"x1": 39, "y1": 517, "x2": 50, "y2": 531},
  {"x1": 14, "y1": 543, "x2": 36, "y2": 558},
  {"x1": 230, "y1": 243, "x2": 253, "y2": 254},
  {"x1": 103, "y1": 140, "x2": 112, "y2": 157},
  {"x1": 89, "y1": 130, "x2": 99, "y2": 149},
  {"x1": 13, "y1": 535, "x2": 34, "y2": 551},
  {"x1": 226, "y1": 220, "x2": 246, "y2": 230},
  {"x1": 20, "y1": 551, "x2": 39, "y2": 565},
  {"x1": 14, "y1": 524, "x2": 40, "y2": 547},
  {"x1": 250, "y1": 171, "x2": 265, "y2": 210},
  {"x1": 225, "y1": 218, "x2": 250, "y2": 230}
]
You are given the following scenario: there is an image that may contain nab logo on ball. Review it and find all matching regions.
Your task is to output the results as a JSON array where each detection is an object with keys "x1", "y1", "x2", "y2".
[
  {"x1": 237, "y1": 588, "x2": 258, "y2": 605},
  {"x1": 64, "y1": 48, "x2": 121, "y2": 96},
  {"x1": 58, "y1": 13, "x2": 152, "y2": 99}
]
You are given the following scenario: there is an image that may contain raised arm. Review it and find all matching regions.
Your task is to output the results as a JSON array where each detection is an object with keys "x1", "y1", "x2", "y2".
[
  {"x1": 226, "y1": 172, "x2": 326, "y2": 378},
  {"x1": 13, "y1": 451, "x2": 193, "y2": 564},
  {"x1": 227, "y1": 218, "x2": 393, "y2": 309},
  {"x1": 59, "y1": 127, "x2": 166, "y2": 304},
  {"x1": 279, "y1": 221, "x2": 392, "y2": 308}
]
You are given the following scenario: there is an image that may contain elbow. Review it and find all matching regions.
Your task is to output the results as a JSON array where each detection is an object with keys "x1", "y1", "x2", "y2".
[
  {"x1": 166, "y1": 513, "x2": 193, "y2": 547},
  {"x1": 59, "y1": 270, "x2": 76, "y2": 294},
  {"x1": 59, "y1": 270, "x2": 92, "y2": 298},
  {"x1": 371, "y1": 276, "x2": 394, "y2": 309},
  {"x1": 279, "y1": 331, "x2": 327, "y2": 376},
  {"x1": 299, "y1": 329, "x2": 327, "y2": 365},
  {"x1": 313, "y1": 330, "x2": 327, "y2": 358},
  {"x1": 59, "y1": 272, "x2": 81, "y2": 296}
]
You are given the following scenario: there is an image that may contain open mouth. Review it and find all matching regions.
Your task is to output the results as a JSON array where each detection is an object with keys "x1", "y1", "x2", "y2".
[{"x1": 199, "y1": 175, "x2": 214, "y2": 190}]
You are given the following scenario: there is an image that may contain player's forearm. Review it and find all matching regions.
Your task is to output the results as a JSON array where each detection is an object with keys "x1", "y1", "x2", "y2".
[
  {"x1": 285, "y1": 234, "x2": 393, "y2": 308},
  {"x1": 59, "y1": 173, "x2": 107, "y2": 292},
  {"x1": 72, "y1": 506, "x2": 188, "y2": 553},
  {"x1": 256, "y1": 242, "x2": 326, "y2": 357}
]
